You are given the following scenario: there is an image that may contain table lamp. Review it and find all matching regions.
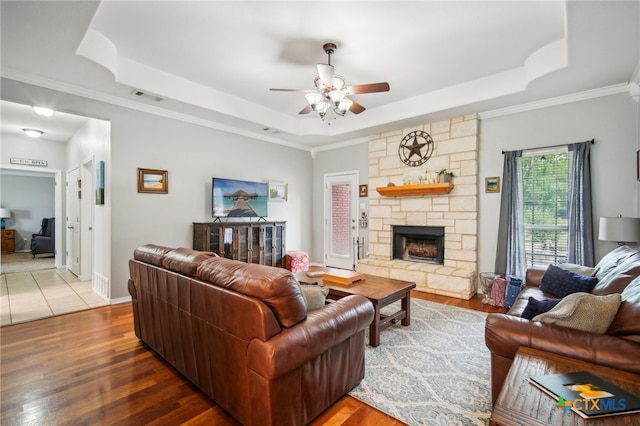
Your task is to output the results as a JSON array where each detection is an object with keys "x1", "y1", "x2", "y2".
[
  {"x1": 598, "y1": 216, "x2": 640, "y2": 245},
  {"x1": 0, "y1": 208, "x2": 12, "y2": 230}
]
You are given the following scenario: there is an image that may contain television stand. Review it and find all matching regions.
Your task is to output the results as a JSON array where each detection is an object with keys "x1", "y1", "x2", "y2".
[{"x1": 193, "y1": 221, "x2": 286, "y2": 267}]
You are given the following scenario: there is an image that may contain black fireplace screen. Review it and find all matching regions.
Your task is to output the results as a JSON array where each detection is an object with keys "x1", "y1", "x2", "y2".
[{"x1": 393, "y1": 225, "x2": 445, "y2": 265}]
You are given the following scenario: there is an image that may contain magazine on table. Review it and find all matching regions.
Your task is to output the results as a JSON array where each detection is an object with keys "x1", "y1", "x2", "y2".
[{"x1": 529, "y1": 371, "x2": 640, "y2": 418}]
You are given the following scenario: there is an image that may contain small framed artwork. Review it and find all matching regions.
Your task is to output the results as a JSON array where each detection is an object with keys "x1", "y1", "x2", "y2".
[
  {"x1": 485, "y1": 177, "x2": 500, "y2": 193},
  {"x1": 268, "y1": 181, "x2": 287, "y2": 201},
  {"x1": 637, "y1": 150, "x2": 640, "y2": 181},
  {"x1": 138, "y1": 168, "x2": 168, "y2": 194},
  {"x1": 359, "y1": 184, "x2": 368, "y2": 197},
  {"x1": 96, "y1": 160, "x2": 105, "y2": 205}
]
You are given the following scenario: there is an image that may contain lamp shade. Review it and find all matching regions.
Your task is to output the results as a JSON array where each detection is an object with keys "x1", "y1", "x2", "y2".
[
  {"x1": 0, "y1": 208, "x2": 11, "y2": 219},
  {"x1": 599, "y1": 217, "x2": 640, "y2": 243}
]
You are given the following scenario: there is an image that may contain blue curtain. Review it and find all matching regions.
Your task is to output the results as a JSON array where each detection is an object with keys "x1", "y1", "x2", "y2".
[
  {"x1": 567, "y1": 141, "x2": 595, "y2": 266},
  {"x1": 495, "y1": 150, "x2": 526, "y2": 277}
]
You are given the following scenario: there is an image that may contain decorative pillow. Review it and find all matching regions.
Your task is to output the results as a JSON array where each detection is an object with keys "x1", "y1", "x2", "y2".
[
  {"x1": 300, "y1": 283, "x2": 329, "y2": 311},
  {"x1": 540, "y1": 264, "x2": 598, "y2": 298},
  {"x1": 532, "y1": 292, "x2": 622, "y2": 334},
  {"x1": 557, "y1": 263, "x2": 598, "y2": 277},
  {"x1": 521, "y1": 297, "x2": 562, "y2": 320}
]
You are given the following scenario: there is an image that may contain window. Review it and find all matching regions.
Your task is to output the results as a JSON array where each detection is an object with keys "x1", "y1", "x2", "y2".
[{"x1": 521, "y1": 149, "x2": 568, "y2": 268}]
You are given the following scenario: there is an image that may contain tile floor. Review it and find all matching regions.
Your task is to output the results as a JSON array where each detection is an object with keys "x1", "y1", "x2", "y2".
[{"x1": 1, "y1": 268, "x2": 109, "y2": 326}]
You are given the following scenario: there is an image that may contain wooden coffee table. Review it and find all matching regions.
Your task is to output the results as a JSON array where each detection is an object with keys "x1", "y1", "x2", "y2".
[
  {"x1": 491, "y1": 346, "x2": 640, "y2": 425},
  {"x1": 296, "y1": 269, "x2": 416, "y2": 347}
]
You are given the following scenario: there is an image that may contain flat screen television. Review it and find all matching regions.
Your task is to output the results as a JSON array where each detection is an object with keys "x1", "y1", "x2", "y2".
[{"x1": 212, "y1": 177, "x2": 268, "y2": 218}]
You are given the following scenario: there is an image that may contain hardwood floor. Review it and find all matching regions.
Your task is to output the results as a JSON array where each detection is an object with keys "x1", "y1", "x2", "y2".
[{"x1": 0, "y1": 291, "x2": 506, "y2": 425}]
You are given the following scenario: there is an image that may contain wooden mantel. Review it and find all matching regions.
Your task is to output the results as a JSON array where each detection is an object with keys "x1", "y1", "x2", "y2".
[{"x1": 376, "y1": 183, "x2": 454, "y2": 197}]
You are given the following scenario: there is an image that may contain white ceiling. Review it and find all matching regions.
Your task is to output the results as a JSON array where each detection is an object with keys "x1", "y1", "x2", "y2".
[
  {"x1": 1, "y1": 1, "x2": 638, "y2": 150},
  {"x1": 1, "y1": 101, "x2": 89, "y2": 142}
]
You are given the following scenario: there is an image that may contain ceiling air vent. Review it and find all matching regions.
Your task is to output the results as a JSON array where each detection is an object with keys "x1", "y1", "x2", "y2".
[{"x1": 131, "y1": 89, "x2": 164, "y2": 102}]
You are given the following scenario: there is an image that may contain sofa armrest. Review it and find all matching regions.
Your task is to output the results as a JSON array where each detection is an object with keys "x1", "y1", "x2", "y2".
[
  {"x1": 525, "y1": 268, "x2": 545, "y2": 287},
  {"x1": 485, "y1": 313, "x2": 640, "y2": 374},
  {"x1": 247, "y1": 294, "x2": 374, "y2": 379}
]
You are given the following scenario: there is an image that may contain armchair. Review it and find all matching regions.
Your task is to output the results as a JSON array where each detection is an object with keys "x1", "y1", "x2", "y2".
[{"x1": 31, "y1": 217, "x2": 55, "y2": 258}]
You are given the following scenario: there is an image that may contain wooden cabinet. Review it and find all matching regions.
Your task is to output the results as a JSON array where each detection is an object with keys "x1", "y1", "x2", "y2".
[
  {"x1": 193, "y1": 221, "x2": 286, "y2": 267},
  {"x1": 1, "y1": 229, "x2": 15, "y2": 254}
]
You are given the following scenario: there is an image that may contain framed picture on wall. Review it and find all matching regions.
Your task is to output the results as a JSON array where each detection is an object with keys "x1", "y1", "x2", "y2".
[
  {"x1": 268, "y1": 181, "x2": 287, "y2": 201},
  {"x1": 137, "y1": 168, "x2": 168, "y2": 194},
  {"x1": 485, "y1": 177, "x2": 500, "y2": 193},
  {"x1": 359, "y1": 184, "x2": 368, "y2": 197},
  {"x1": 96, "y1": 160, "x2": 105, "y2": 205},
  {"x1": 637, "y1": 150, "x2": 640, "y2": 181}
]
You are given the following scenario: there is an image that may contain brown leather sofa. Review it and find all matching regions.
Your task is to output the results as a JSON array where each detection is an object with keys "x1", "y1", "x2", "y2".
[
  {"x1": 128, "y1": 244, "x2": 374, "y2": 426},
  {"x1": 485, "y1": 245, "x2": 640, "y2": 404}
]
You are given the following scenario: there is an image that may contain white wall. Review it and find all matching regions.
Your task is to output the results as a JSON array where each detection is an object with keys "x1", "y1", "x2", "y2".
[
  {"x1": 67, "y1": 118, "x2": 111, "y2": 292},
  {"x1": 478, "y1": 93, "x2": 640, "y2": 273},
  {"x1": 2, "y1": 78, "x2": 313, "y2": 300}
]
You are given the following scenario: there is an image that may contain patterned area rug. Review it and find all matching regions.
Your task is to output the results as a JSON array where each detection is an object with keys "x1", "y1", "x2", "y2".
[{"x1": 349, "y1": 299, "x2": 491, "y2": 426}]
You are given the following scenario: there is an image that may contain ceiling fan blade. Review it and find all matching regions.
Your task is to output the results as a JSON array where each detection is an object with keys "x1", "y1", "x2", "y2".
[
  {"x1": 346, "y1": 82, "x2": 390, "y2": 95},
  {"x1": 317, "y1": 63, "x2": 334, "y2": 87},
  {"x1": 349, "y1": 100, "x2": 366, "y2": 114},
  {"x1": 298, "y1": 105, "x2": 313, "y2": 114},
  {"x1": 270, "y1": 88, "x2": 315, "y2": 93}
]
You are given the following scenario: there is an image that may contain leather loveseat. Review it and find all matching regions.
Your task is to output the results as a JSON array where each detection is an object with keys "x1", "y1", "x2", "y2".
[
  {"x1": 485, "y1": 245, "x2": 640, "y2": 404},
  {"x1": 128, "y1": 244, "x2": 374, "y2": 426}
]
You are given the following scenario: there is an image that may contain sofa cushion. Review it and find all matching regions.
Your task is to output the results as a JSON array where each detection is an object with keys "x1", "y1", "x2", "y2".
[
  {"x1": 595, "y1": 245, "x2": 640, "y2": 281},
  {"x1": 532, "y1": 292, "x2": 622, "y2": 334},
  {"x1": 520, "y1": 297, "x2": 561, "y2": 320},
  {"x1": 300, "y1": 283, "x2": 329, "y2": 311},
  {"x1": 134, "y1": 244, "x2": 173, "y2": 266},
  {"x1": 606, "y1": 276, "x2": 640, "y2": 342},
  {"x1": 591, "y1": 252, "x2": 640, "y2": 296},
  {"x1": 197, "y1": 257, "x2": 307, "y2": 328},
  {"x1": 540, "y1": 264, "x2": 598, "y2": 298},
  {"x1": 162, "y1": 247, "x2": 218, "y2": 277},
  {"x1": 557, "y1": 263, "x2": 598, "y2": 277}
]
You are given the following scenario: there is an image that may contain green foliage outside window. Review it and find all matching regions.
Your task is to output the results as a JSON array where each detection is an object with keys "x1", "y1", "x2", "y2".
[{"x1": 521, "y1": 151, "x2": 569, "y2": 267}]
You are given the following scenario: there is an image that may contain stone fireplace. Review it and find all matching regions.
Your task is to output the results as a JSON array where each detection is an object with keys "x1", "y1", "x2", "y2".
[
  {"x1": 357, "y1": 115, "x2": 478, "y2": 299},
  {"x1": 393, "y1": 225, "x2": 444, "y2": 265}
]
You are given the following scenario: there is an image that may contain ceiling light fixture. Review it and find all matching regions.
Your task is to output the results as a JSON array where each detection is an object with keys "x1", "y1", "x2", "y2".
[
  {"x1": 33, "y1": 106, "x2": 54, "y2": 116},
  {"x1": 22, "y1": 128, "x2": 44, "y2": 138},
  {"x1": 270, "y1": 43, "x2": 390, "y2": 121}
]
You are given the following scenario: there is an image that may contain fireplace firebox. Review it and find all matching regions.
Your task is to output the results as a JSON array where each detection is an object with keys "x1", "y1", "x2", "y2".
[{"x1": 393, "y1": 225, "x2": 445, "y2": 265}]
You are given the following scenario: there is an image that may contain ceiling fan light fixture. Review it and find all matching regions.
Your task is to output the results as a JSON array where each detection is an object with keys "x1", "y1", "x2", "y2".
[
  {"x1": 22, "y1": 128, "x2": 44, "y2": 138},
  {"x1": 329, "y1": 90, "x2": 346, "y2": 105},
  {"x1": 270, "y1": 43, "x2": 389, "y2": 121},
  {"x1": 305, "y1": 93, "x2": 323, "y2": 109},
  {"x1": 332, "y1": 75, "x2": 345, "y2": 90},
  {"x1": 317, "y1": 101, "x2": 329, "y2": 115},
  {"x1": 313, "y1": 76, "x2": 326, "y2": 91},
  {"x1": 337, "y1": 98, "x2": 353, "y2": 114}
]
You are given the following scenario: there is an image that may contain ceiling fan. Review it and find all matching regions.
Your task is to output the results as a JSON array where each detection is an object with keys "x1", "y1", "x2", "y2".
[{"x1": 270, "y1": 43, "x2": 390, "y2": 119}]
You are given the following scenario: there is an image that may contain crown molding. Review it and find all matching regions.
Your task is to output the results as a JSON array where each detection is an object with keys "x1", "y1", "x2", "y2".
[
  {"x1": 478, "y1": 83, "x2": 629, "y2": 120},
  {"x1": 311, "y1": 136, "x2": 369, "y2": 157},
  {"x1": 0, "y1": 68, "x2": 313, "y2": 152}
]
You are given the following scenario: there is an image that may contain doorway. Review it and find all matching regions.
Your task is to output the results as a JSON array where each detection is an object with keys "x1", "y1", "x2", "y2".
[
  {"x1": 324, "y1": 171, "x2": 359, "y2": 270},
  {"x1": 66, "y1": 168, "x2": 81, "y2": 276}
]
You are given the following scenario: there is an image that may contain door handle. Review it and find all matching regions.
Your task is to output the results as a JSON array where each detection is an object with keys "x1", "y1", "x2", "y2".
[{"x1": 67, "y1": 226, "x2": 74, "y2": 229}]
